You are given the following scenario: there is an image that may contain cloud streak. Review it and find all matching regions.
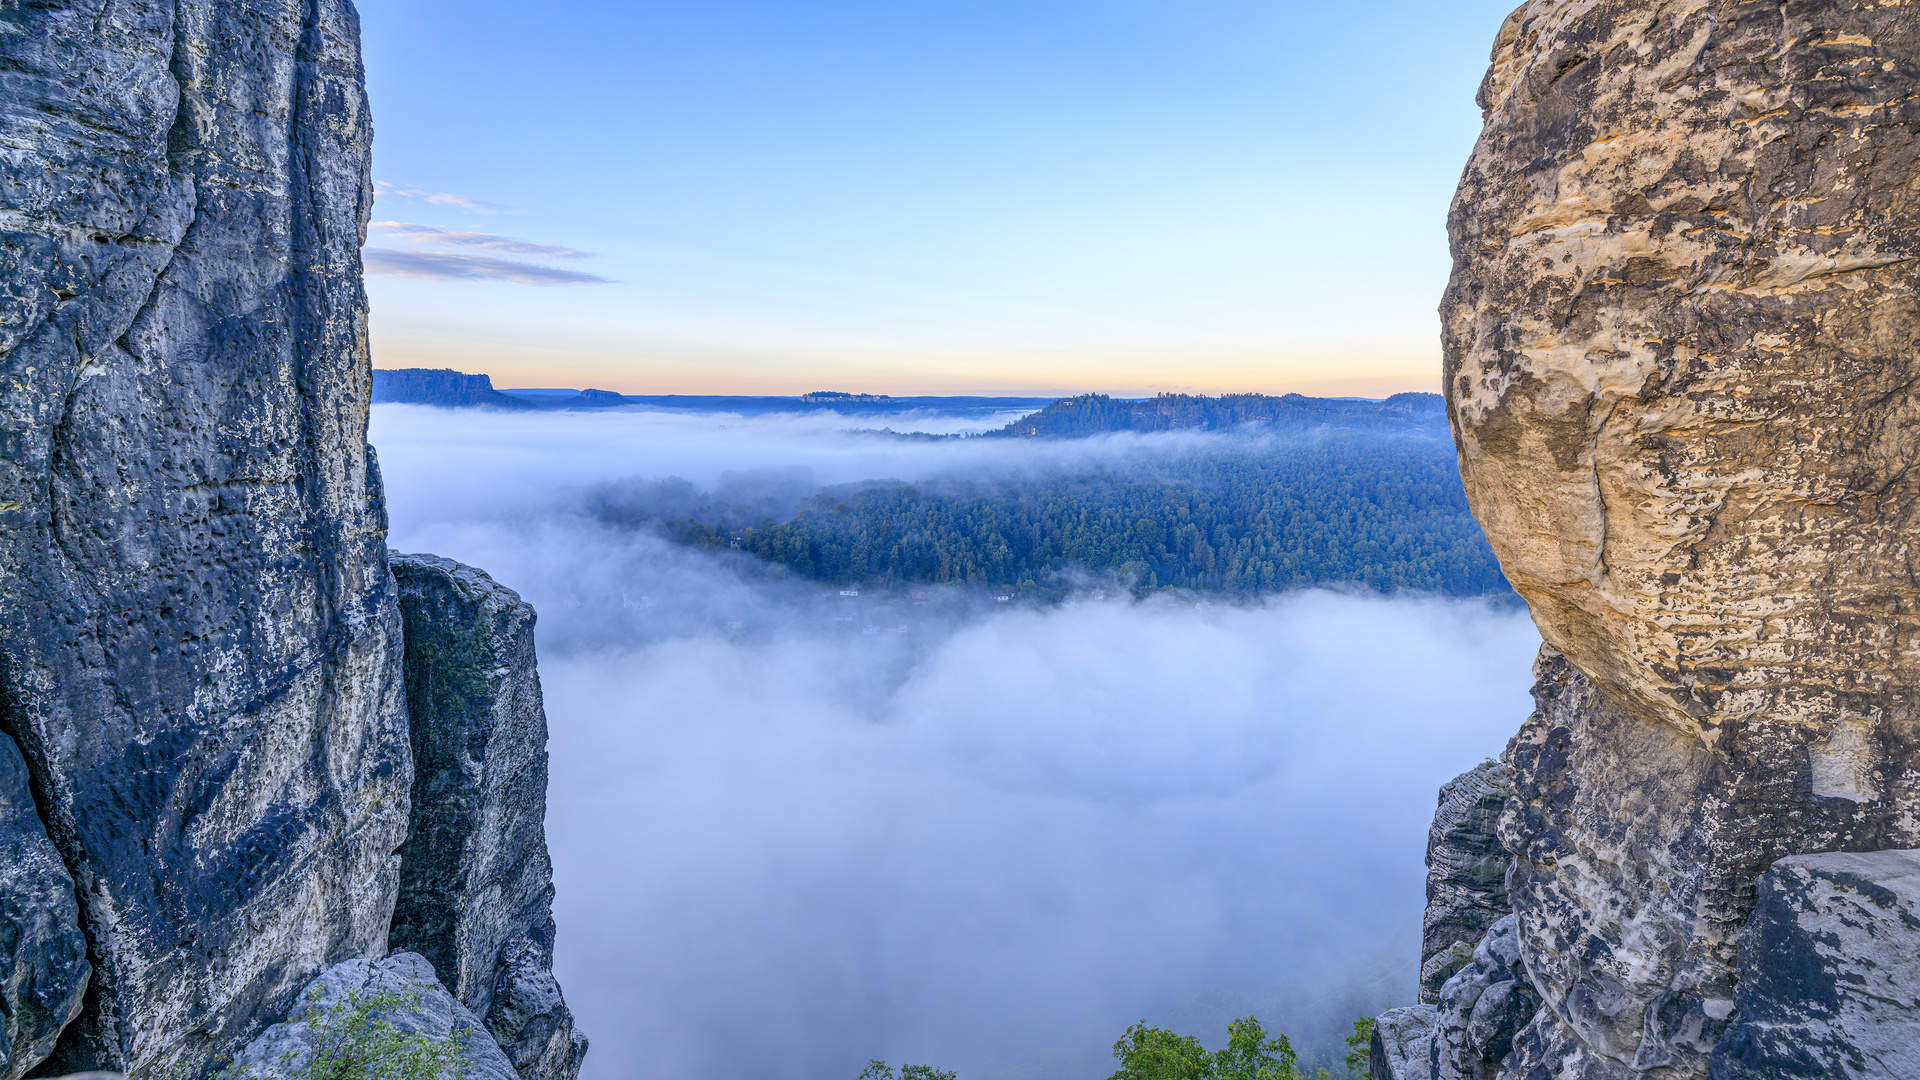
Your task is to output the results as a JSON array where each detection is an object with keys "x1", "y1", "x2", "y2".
[
  {"x1": 363, "y1": 248, "x2": 615, "y2": 286},
  {"x1": 367, "y1": 407, "x2": 1540, "y2": 1080},
  {"x1": 374, "y1": 180, "x2": 526, "y2": 216},
  {"x1": 370, "y1": 221, "x2": 595, "y2": 259}
]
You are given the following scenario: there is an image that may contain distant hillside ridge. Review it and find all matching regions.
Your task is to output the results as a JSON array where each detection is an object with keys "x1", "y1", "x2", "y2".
[
  {"x1": 373, "y1": 368, "x2": 538, "y2": 410},
  {"x1": 990, "y1": 392, "x2": 1445, "y2": 438}
]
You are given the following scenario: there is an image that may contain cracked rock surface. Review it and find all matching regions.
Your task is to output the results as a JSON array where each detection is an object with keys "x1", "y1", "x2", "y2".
[
  {"x1": 389, "y1": 555, "x2": 586, "y2": 1080},
  {"x1": 1444, "y1": 2, "x2": 1920, "y2": 1076},
  {"x1": 0, "y1": 729, "x2": 87, "y2": 1080},
  {"x1": 1421, "y1": 762, "x2": 1511, "y2": 1004},
  {"x1": 0, "y1": 0, "x2": 406, "y2": 1075}
]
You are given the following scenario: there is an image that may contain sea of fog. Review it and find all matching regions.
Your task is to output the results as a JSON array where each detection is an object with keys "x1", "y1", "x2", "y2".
[{"x1": 369, "y1": 404, "x2": 1543, "y2": 1080}]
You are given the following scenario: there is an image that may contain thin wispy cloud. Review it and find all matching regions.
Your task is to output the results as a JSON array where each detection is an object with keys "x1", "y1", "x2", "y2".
[
  {"x1": 363, "y1": 248, "x2": 615, "y2": 286},
  {"x1": 370, "y1": 221, "x2": 595, "y2": 259},
  {"x1": 374, "y1": 180, "x2": 526, "y2": 216}
]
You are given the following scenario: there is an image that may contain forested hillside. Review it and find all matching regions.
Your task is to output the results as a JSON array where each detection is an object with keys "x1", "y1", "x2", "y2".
[
  {"x1": 988, "y1": 392, "x2": 1445, "y2": 438},
  {"x1": 648, "y1": 433, "x2": 1509, "y2": 597}
]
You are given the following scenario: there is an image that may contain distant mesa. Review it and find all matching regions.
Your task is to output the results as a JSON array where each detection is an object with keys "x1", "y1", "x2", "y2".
[
  {"x1": 800, "y1": 391, "x2": 893, "y2": 404},
  {"x1": 988, "y1": 391, "x2": 1447, "y2": 438},
  {"x1": 371, "y1": 369, "x2": 629, "y2": 410}
]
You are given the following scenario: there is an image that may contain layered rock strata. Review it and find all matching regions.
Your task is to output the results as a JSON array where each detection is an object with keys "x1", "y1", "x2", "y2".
[
  {"x1": 1710, "y1": 849, "x2": 1920, "y2": 1080},
  {"x1": 229, "y1": 953, "x2": 517, "y2": 1080},
  {"x1": 1442, "y1": 1, "x2": 1920, "y2": 1075},
  {"x1": 1420, "y1": 763, "x2": 1512, "y2": 1004},
  {"x1": 0, "y1": 732, "x2": 87, "y2": 1080},
  {"x1": 0, "y1": 0, "x2": 408, "y2": 1075},
  {"x1": 389, "y1": 555, "x2": 586, "y2": 1080}
]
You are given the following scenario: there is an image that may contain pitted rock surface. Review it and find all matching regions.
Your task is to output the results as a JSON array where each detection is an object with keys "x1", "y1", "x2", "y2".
[
  {"x1": 1370, "y1": 1006, "x2": 1436, "y2": 1080},
  {"x1": 1710, "y1": 849, "x2": 1920, "y2": 1080},
  {"x1": 0, "y1": 0, "x2": 406, "y2": 1076},
  {"x1": 0, "y1": 730, "x2": 87, "y2": 1080},
  {"x1": 1431, "y1": 917, "x2": 1539, "y2": 1080},
  {"x1": 1421, "y1": 762, "x2": 1512, "y2": 1004},
  {"x1": 1444, "y1": 3, "x2": 1920, "y2": 1076},
  {"x1": 389, "y1": 555, "x2": 586, "y2": 1080},
  {"x1": 228, "y1": 952, "x2": 517, "y2": 1080}
]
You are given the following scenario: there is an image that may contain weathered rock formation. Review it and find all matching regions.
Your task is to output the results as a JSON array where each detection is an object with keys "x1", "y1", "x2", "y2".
[
  {"x1": 0, "y1": 732, "x2": 87, "y2": 1080},
  {"x1": 1420, "y1": 763, "x2": 1512, "y2": 1004},
  {"x1": 1370, "y1": 1006, "x2": 1437, "y2": 1080},
  {"x1": 389, "y1": 555, "x2": 585, "y2": 1080},
  {"x1": 229, "y1": 953, "x2": 517, "y2": 1080},
  {"x1": 1441, "y1": 1, "x2": 1920, "y2": 1076},
  {"x1": 1711, "y1": 849, "x2": 1920, "y2": 1080},
  {"x1": 0, "y1": 5, "x2": 582, "y2": 1079},
  {"x1": 0, "y1": 0, "x2": 408, "y2": 1075},
  {"x1": 1431, "y1": 917, "x2": 1539, "y2": 1080}
]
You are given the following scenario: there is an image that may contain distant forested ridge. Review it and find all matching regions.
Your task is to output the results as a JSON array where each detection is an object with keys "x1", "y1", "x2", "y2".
[
  {"x1": 988, "y1": 392, "x2": 1446, "y2": 439},
  {"x1": 650, "y1": 433, "x2": 1510, "y2": 597}
]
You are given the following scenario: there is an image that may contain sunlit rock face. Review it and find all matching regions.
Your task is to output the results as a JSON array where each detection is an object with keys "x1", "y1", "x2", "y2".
[
  {"x1": 0, "y1": 1, "x2": 406, "y2": 1076},
  {"x1": 1444, "y1": 1, "x2": 1920, "y2": 1076}
]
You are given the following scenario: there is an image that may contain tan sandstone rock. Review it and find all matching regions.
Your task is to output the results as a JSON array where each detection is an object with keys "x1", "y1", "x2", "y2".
[{"x1": 1443, "y1": 1, "x2": 1920, "y2": 1076}]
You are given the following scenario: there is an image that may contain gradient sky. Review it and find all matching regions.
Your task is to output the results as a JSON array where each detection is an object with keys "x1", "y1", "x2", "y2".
[{"x1": 359, "y1": 0, "x2": 1517, "y2": 396}]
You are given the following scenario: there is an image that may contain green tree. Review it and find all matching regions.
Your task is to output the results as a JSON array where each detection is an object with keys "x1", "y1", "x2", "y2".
[
  {"x1": 1108, "y1": 1021, "x2": 1213, "y2": 1080},
  {"x1": 1212, "y1": 1016, "x2": 1296, "y2": 1080},
  {"x1": 858, "y1": 1060, "x2": 956, "y2": 1080},
  {"x1": 1344, "y1": 1018, "x2": 1374, "y2": 1078}
]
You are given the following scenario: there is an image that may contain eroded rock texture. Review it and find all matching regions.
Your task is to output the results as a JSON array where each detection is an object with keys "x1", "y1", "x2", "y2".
[
  {"x1": 1421, "y1": 763, "x2": 1512, "y2": 1004},
  {"x1": 389, "y1": 555, "x2": 586, "y2": 1080},
  {"x1": 1710, "y1": 850, "x2": 1920, "y2": 1080},
  {"x1": 228, "y1": 953, "x2": 518, "y2": 1080},
  {"x1": 1444, "y1": 2, "x2": 1920, "y2": 1075},
  {"x1": 0, "y1": 0, "x2": 405, "y2": 1075},
  {"x1": 1432, "y1": 917, "x2": 1540, "y2": 1080},
  {"x1": 0, "y1": 731, "x2": 87, "y2": 1080},
  {"x1": 1370, "y1": 1006, "x2": 1437, "y2": 1080}
]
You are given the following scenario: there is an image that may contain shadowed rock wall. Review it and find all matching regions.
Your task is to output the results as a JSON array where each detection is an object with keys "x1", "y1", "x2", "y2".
[
  {"x1": 0, "y1": 0, "x2": 406, "y2": 1075},
  {"x1": 389, "y1": 555, "x2": 586, "y2": 1080},
  {"x1": 1444, "y1": 1, "x2": 1920, "y2": 1076}
]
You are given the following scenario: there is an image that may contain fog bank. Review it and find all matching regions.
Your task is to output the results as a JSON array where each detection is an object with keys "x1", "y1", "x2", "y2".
[{"x1": 370, "y1": 406, "x2": 1541, "y2": 1079}]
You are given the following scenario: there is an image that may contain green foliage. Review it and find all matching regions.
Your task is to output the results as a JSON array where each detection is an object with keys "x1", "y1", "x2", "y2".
[
  {"x1": 664, "y1": 436, "x2": 1510, "y2": 597},
  {"x1": 229, "y1": 987, "x2": 468, "y2": 1080},
  {"x1": 857, "y1": 1060, "x2": 956, "y2": 1080},
  {"x1": 1108, "y1": 1016, "x2": 1298, "y2": 1080},
  {"x1": 1344, "y1": 1018, "x2": 1374, "y2": 1079}
]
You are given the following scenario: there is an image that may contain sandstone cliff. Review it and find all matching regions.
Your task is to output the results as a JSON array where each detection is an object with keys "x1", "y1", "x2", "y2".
[
  {"x1": 1436, "y1": 1, "x2": 1920, "y2": 1077},
  {"x1": 0, "y1": 3, "x2": 580, "y2": 1077}
]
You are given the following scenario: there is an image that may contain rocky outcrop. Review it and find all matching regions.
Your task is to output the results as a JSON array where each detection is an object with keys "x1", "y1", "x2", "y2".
[
  {"x1": 1370, "y1": 1006, "x2": 1436, "y2": 1080},
  {"x1": 1420, "y1": 763, "x2": 1511, "y2": 1003},
  {"x1": 0, "y1": 1, "x2": 409, "y2": 1076},
  {"x1": 1431, "y1": 916, "x2": 1538, "y2": 1080},
  {"x1": 227, "y1": 953, "x2": 517, "y2": 1080},
  {"x1": 1442, "y1": 2, "x2": 1920, "y2": 1076},
  {"x1": 371, "y1": 370, "x2": 538, "y2": 411},
  {"x1": 1710, "y1": 850, "x2": 1920, "y2": 1080},
  {"x1": 389, "y1": 555, "x2": 585, "y2": 1080},
  {"x1": 0, "y1": 731, "x2": 87, "y2": 1080}
]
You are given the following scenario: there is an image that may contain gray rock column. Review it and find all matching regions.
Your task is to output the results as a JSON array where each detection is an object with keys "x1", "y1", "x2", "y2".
[
  {"x1": 0, "y1": 1, "x2": 408, "y2": 1075},
  {"x1": 1370, "y1": 1006, "x2": 1436, "y2": 1080},
  {"x1": 1431, "y1": 916, "x2": 1538, "y2": 1080},
  {"x1": 0, "y1": 727, "x2": 87, "y2": 1080},
  {"x1": 389, "y1": 555, "x2": 586, "y2": 1080},
  {"x1": 1421, "y1": 763, "x2": 1511, "y2": 1003},
  {"x1": 1709, "y1": 850, "x2": 1920, "y2": 1080}
]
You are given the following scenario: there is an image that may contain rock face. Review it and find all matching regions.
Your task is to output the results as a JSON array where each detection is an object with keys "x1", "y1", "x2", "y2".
[
  {"x1": 1420, "y1": 763, "x2": 1512, "y2": 1004},
  {"x1": 1431, "y1": 917, "x2": 1539, "y2": 1080},
  {"x1": 0, "y1": 732, "x2": 87, "y2": 1080},
  {"x1": 1710, "y1": 849, "x2": 1920, "y2": 1080},
  {"x1": 388, "y1": 555, "x2": 585, "y2": 1080},
  {"x1": 1370, "y1": 1006, "x2": 1437, "y2": 1080},
  {"x1": 1443, "y1": 2, "x2": 1920, "y2": 1076},
  {"x1": 0, "y1": 1, "x2": 409, "y2": 1076},
  {"x1": 228, "y1": 953, "x2": 517, "y2": 1080}
]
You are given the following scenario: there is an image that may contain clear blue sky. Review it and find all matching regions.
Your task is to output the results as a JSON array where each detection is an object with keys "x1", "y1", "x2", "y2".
[{"x1": 359, "y1": 0, "x2": 1517, "y2": 396}]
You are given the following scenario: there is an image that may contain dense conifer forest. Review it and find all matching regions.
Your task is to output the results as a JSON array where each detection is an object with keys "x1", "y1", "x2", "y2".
[{"x1": 636, "y1": 432, "x2": 1510, "y2": 597}]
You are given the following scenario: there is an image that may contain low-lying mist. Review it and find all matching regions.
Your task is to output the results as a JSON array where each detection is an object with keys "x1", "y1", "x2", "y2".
[{"x1": 369, "y1": 405, "x2": 1541, "y2": 1080}]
